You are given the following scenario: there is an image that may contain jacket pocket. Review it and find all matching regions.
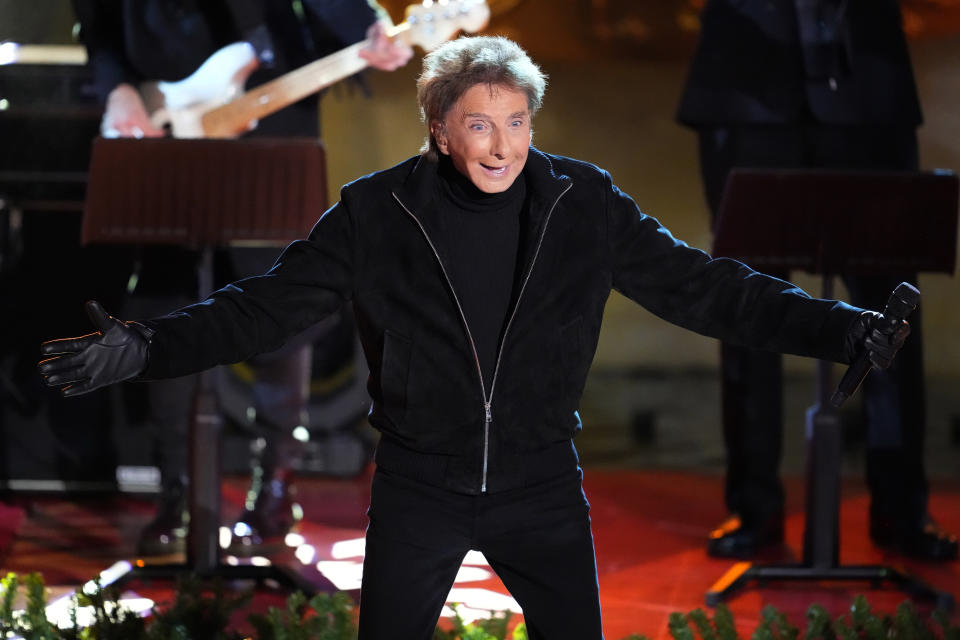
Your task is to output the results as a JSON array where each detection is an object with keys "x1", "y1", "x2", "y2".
[
  {"x1": 551, "y1": 315, "x2": 584, "y2": 401},
  {"x1": 381, "y1": 330, "x2": 412, "y2": 426}
]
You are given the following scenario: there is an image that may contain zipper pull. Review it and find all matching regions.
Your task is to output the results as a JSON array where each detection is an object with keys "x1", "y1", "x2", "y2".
[{"x1": 485, "y1": 402, "x2": 492, "y2": 423}]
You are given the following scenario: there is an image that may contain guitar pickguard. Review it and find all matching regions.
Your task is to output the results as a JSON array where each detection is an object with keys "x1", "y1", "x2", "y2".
[{"x1": 140, "y1": 42, "x2": 258, "y2": 138}]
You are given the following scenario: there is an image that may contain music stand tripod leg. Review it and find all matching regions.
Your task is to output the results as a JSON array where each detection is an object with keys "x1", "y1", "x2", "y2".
[{"x1": 705, "y1": 561, "x2": 754, "y2": 607}]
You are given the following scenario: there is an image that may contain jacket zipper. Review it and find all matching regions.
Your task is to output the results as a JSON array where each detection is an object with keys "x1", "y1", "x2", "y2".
[
  {"x1": 392, "y1": 180, "x2": 573, "y2": 492},
  {"x1": 483, "y1": 181, "x2": 572, "y2": 491}
]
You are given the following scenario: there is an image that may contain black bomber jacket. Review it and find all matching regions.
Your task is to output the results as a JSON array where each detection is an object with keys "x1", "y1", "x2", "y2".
[{"x1": 142, "y1": 147, "x2": 863, "y2": 495}]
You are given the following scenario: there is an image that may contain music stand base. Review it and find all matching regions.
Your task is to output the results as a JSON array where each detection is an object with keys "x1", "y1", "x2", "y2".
[
  {"x1": 108, "y1": 561, "x2": 326, "y2": 597},
  {"x1": 706, "y1": 562, "x2": 955, "y2": 611}
]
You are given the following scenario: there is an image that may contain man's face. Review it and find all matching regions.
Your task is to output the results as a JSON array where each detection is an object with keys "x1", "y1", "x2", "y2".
[{"x1": 433, "y1": 83, "x2": 531, "y2": 193}]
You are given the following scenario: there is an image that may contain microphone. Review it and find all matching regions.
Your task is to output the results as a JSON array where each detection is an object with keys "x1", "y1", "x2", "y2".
[{"x1": 830, "y1": 282, "x2": 919, "y2": 408}]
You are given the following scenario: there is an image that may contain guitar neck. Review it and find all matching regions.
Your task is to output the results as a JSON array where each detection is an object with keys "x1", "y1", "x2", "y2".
[
  {"x1": 201, "y1": 22, "x2": 411, "y2": 138},
  {"x1": 200, "y1": 41, "x2": 366, "y2": 137}
]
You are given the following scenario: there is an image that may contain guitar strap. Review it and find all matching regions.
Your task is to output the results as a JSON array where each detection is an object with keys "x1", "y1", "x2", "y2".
[
  {"x1": 220, "y1": 0, "x2": 279, "y2": 65},
  {"x1": 794, "y1": 0, "x2": 853, "y2": 80},
  {"x1": 223, "y1": 0, "x2": 387, "y2": 63},
  {"x1": 220, "y1": 0, "x2": 269, "y2": 34}
]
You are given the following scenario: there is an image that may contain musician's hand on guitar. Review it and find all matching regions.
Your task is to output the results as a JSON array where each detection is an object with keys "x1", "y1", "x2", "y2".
[
  {"x1": 360, "y1": 21, "x2": 413, "y2": 71},
  {"x1": 101, "y1": 84, "x2": 166, "y2": 138}
]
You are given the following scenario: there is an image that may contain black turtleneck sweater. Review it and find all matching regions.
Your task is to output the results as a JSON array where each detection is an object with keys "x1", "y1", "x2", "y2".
[{"x1": 437, "y1": 156, "x2": 527, "y2": 392}]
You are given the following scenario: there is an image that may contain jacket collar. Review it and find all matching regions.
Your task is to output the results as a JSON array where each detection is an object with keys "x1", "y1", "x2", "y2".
[
  {"x1": 392, "y1": 146, "x2": 573, "y2": 245},
  {"x1": 390, "y1": 147, "x2": 574, "y2": 340}
]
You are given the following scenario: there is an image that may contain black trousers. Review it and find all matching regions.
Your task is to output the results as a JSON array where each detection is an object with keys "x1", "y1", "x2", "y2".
[
  {"x1": 697, "y1": 124, "x2": 928, "y2": 530},
  {"x1": 358, "y1": 467, "x2": 604, "y2": 640}
]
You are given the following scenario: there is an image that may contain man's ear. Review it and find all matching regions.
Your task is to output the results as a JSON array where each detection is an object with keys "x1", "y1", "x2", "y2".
[{"x1": 431, "y1": 121, "x2": 448, "y2": 155}]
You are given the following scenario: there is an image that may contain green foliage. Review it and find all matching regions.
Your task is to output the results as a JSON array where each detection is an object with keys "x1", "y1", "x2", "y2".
[
  {"x1": 895, "y1": 601, "x2": 929, "y2": 640},
  {"x1": 0, "y1": 572, "x2": 61, "y2": 640},
  {"x1": 834, "y1": 594, "x2": 883, "y2": 640},
  {"x1": 671, "y1": 611, "x2": 698, "y2": 640},
  {"x1": 143, "y1": 577, "x2": 249, "y2": 640},
  {"x1": 247, "y1": 591, "x2": 357, "y2": 640},
  {"x1": 72, "y1": 579, "x2": 149, "y2": 640},
  {"x1": 1, "y1": 572, "x2": 20, "y2": 636},
  {"x1": 665, "y1": 595, "x2": 960, "y2": 640},
  {"x1": 714, "y1": 603, "x2": 739, "y2": 640},
  {"x1": 23, "y1": 573, "x2": 60, "y2": 640},
  {"x1": 689, "y1": 608, "x2": 719, "y2": 640},
  {"x1": 933, "y1": 609, "x2": 960, "y2": 640},
  {"x1": 753, "y1": 604, "x2": 799, "y2": 640},
  {"x1": 804, "y1": 603, "x2": 835, "y2": 640},
  {"x1": 1, "y1": 573, "x2": 958, "y2": 640},
  {"x1": 668, "y1": 605, "x2": 746, "y2": 640},
  {"x1": 432, "y1": 604, "x2": 526, "y2": 640}
]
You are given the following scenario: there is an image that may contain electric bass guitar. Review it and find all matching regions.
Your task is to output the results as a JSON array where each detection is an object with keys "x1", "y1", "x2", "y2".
[{"x1": 130, "y1": 0, "x2": 490, "y2": 139}]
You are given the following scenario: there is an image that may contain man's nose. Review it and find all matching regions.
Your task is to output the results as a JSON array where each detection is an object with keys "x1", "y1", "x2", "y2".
[{"x1": 490, "y1": 128, "x2": 508, "y2": 158}]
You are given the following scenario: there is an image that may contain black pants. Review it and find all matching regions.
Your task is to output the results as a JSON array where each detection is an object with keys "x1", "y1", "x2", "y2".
[
  {"x1": 358, "y1": 467, "x2": 604, "y2": 640},
  {"x1": 698, "y1": 123, "x2": 928, "y2": 529}
]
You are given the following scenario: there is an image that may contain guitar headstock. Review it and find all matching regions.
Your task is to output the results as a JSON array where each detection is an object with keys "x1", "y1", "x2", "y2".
[{"x1": 403, "y1": 0, "x2": 491, "y2": 51}]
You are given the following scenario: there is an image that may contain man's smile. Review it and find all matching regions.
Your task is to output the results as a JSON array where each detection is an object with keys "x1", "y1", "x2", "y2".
[{"x1": 481, "y1": 163, "x2": 510, "y2": 175}]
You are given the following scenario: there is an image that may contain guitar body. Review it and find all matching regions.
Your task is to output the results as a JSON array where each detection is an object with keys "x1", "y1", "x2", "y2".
[{"x1": 140, "y1": 41, "x2": 259, "y2": 138}]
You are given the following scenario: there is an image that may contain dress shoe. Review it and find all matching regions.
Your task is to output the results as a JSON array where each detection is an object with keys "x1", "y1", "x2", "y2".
[
  {"x1": 137, "y1": 477, "x2": 188, "y2": 557},
  {"x1": 227, "y1": 469, "x2": 301, "y2": 555},
  {"x1": 870, "y1": 515, "x2": 958, "y2": 561},
  {"x1": 707, "y1": 513, "x2": 784, "y2": 559}
]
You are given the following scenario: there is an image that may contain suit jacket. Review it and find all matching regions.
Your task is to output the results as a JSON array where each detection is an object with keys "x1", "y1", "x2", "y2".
[{"x1": 676, "y1": 0, "x2": 922, "y2": 127}]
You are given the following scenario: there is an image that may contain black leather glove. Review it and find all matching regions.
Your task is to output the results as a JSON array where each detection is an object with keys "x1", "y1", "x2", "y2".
[
  {"x1": 38, "y1": 300, "x2": 153, "y2": 397},
  {"x1": 844, "y1": 309, "x2": 911, "y2": 370}
]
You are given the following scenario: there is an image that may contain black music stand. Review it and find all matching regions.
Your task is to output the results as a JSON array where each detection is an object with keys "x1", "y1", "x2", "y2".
[
  {"x1": 82, "y1": 136, "x2": 332, "y2": 594},
  {"x1": 704, "y1": 168, "x2": 959, "y2": 610}
]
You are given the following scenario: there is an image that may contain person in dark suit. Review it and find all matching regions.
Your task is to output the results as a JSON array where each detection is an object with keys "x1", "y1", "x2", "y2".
[
  {"x1": 71, "y1": 0, "x2": 412, "y2": 556},
  {"x1": 677, "y1": 0, "x2": 957, "y2": 560}
]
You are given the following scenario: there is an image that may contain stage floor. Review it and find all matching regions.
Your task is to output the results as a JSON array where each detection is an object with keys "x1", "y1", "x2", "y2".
[{"x1": 1, "y1": 468, "x2": 957, "y2": 638}]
